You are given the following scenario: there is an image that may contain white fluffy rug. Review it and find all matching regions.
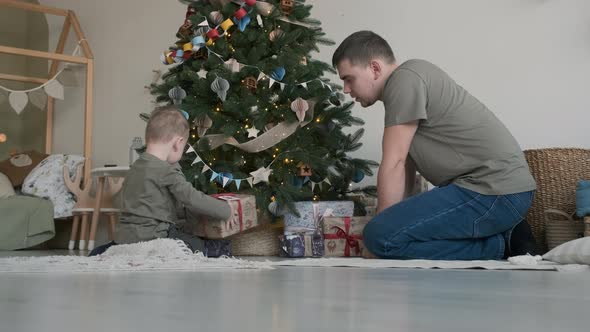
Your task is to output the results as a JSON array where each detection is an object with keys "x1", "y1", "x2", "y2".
[
  {"x1": 1, "y1": 239, "x2": 587, "y2": 273},
  {"x1": 0, "y1": 239, "x2": 271, "y2": 273}
]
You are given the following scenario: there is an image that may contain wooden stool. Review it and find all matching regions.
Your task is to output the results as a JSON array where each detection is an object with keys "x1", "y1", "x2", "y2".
[
  {"x1": 87, "y1": 167, "x2": 129, "y2": 251},
  {"x1": 64, "y1": 165, "x2": 125, "y2": 250},
  {"x1": 63, "y1": 165, "x2": 93, "y2": 250}
]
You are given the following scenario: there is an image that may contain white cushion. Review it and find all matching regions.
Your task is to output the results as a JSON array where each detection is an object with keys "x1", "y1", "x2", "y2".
[
  {"x1": 0, "y1": 172, "x2": 15, "y2": 199},
  {"x1": 543, "y1": 237, "x2": 590, "y2": 265},
  {"x1": 21, "y1": 154, "x2": 85, "y2": 218}
]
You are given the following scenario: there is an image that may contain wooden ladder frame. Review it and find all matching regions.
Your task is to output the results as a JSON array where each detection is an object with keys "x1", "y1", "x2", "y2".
[{"x1": 0, "y1": 0, "x2": 93, "y2": 180}]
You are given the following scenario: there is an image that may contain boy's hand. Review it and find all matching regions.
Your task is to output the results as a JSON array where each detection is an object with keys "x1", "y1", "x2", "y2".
[{"x1": 225, "y1": 202, "x2": 238, "y2": 229}]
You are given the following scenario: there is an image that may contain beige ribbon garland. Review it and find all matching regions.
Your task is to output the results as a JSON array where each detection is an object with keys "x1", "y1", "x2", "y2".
[{"x1": 199, "y1": 101, "x2": 315, "y2": 153}]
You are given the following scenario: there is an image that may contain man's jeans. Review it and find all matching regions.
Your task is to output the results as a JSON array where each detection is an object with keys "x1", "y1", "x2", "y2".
[{"x1": 363, "y1": 184, "x2": 534, "y2": 260}]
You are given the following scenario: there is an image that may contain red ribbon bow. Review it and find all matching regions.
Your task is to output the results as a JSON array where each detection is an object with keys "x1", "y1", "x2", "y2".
[{"x1": 323, "y1": 217, "x2": 362, "y2": 257}]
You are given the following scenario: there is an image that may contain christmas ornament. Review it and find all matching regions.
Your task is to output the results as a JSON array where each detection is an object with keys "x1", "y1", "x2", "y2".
[
  {"x1": 268, "y1": 201, "x2": 283, "y2": 216},
  {"x1": 209, "y1": 11, "x2": 224, "y2": 25},
  {"x1": 177, "y1": 22, "x2": 193, "y2": 39},
  {"x1": 271, "y1": 67, "x2": 286, "y2": 81},
  {"x1": 211, "y1": 76, "x2": 230, "y2": 101},
  {"x1": 194, "y1": 48, "x2": 208, "y2": 60},
  {"x1": 0, "y1": 133, "x2": 6, "y2": 143},
  {"x1": 281, "y1": 0, "x2": 294, "y2": 15},
  {"x1": 8, "y1": 92, "x2": 28, "y2": 114},
  {"x1": 250, "y1": 166, "x2": 272, "y2": 184},
  {"x1": 180, "y1": 110, "x2": 189, "y2": 120},
  {"x1": 197, "y1": 68, "x2": 208, "y2": 79},
  {"x1": 242, "y1": 76, "x2": 258, "y2": 92},
  {"x1": 220, "y1": 18, "x2": 234, "y2": 31},
  {"x1": 245, "y1": 0, "x2": 257, "y2": 6},
  {"x1": 256, "y1": 14, "x2": 263, "y2": 27},
  {"x1": 194, "y1": 115, "x2": 213, "y2": 136},
  {"x1": 269, "y1": 94, "x2": 280, "y2": 102},
  {"x1": 168, "y1": 86, "x2": 187, "y2": 105},
  {"x1": 194, "y1": 26, "x2": 208, "y2": 36},
  {"x1": 291, "y1": 97, "x2": 309, "y2": 122},
  {"x1": 300, "y1": 56, "x2": 308, "y2": 65},
  {"x1": 206, "y1": 28, "x2": 220, "y2": 41},
  {"x1": 224, "y1": 58, "x2": 242, "y2": 72},
  {"x1": 269, "y1": 29, "x2": 284, "y2": 42},
  {"x1": 234, "y1": 7, "x2": 247, "y2": 20},
  {"x1": 191, "y1": 36, "x2": 206, "y2": 52},
  {"x1": 352, "y1": 169, "x2": 365, "y2": 183},
  {"x1": 234, "y1": 15, "x2": 251, "y2": 32},
  {"x1": 255, "y1": 1, "x2": 274, "y2": 16},
  {"x1": 297, "y1": 162, "x2": 312, "y2": 177},
  {"x1": 247, "y1": 126, "x2": 260, "y2": 138}
]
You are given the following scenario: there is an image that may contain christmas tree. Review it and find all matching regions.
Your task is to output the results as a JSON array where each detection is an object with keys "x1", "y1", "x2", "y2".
[{"x1": 149, "y1": 0, "x2": 378, "y2": 216}]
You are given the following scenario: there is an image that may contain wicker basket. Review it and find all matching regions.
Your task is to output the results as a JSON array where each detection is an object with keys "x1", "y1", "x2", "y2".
[
  {"x1": 524, "y1": 148, "x2": 590, "y2": 252},
  {"x1": 544, "y1": 209, "x2": 585, "y2": 250},
  {"x1": 229, "y1": 220, "x2": 284, "y2": 256}
]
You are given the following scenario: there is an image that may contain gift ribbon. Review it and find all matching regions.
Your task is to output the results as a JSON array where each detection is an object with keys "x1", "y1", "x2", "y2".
[
  {"x1": 324, "y1": 217, "x2": 362, "y2": 257},
  {"x1": 212, "y1": 193, "x2": 243, "y2": 232}
]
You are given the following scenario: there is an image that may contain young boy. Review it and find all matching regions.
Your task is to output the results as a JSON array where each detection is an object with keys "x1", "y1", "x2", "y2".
[{"x1": 89, "y1": 106, "x2": 232, "y2": 256}]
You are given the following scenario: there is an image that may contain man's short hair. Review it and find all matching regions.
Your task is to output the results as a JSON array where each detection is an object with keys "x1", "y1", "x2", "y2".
[
  {"x1": 332, "y1": 30, "x2": 396, "y2": 67},
  {"x1": 145, "y1": 105, "x2": 189, "y2": 144}
]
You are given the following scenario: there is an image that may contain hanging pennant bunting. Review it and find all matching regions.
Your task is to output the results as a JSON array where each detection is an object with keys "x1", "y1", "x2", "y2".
[
  {"x1": 222, "y1": 176, "x2": 231, "y2": 187},
  {"x1": 311, "y1": 181, "x2": 316, "y2": 192},
  {"x1": 257, "y1": 72, "x2": 266, "y2": 81},
  {"x1": 44, "y1": 80, "x2": 64, "y2": 100},
  {"x1": 201, "y1": 165, "x2": 210, "y2": 174},
  {"x1": 235, "y1": 179, "x2": 242, "y2": 190},
  {"x1": 323, "y1": 178, "x2": 331, "y2": 186},
  {"x1": 318, "y1": 182, "x2": 323, "y2": 191},
  {"x1": 300, "y1": 82, "x2": 308, "y2": 90},
  {"x1": 186, "y1": 145, "x2": 195, "y2": 154},
  {"x1": 279, "y1": 83, "x2": 285, "y2": 91},
  {"x1": 268, "y1": 77, "x2": 275, "y2": 88},
  {"x1": 9, "y1": 92, "x2": 28, "y2": 114},
  {"x1": 28, "y1": 89, "x2": 47, "y2": 110},
  {"x1": 210, "y1": 171, "x2": 219, "y2": 182},
  {"x1": 246, "y1": 177, "x2": 254, "y2": 188},
  {"x1": 191, "y1": 155, "x2": 202, "y2": 165}
]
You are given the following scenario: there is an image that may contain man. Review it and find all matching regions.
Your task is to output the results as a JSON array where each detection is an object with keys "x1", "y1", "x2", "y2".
[{"x1": 333, "y1": 31, "x2": 538, "y2": 260}]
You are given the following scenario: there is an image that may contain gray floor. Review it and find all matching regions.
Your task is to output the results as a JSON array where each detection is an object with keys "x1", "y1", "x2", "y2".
[{"x1": 0, "y1": 251, "x2": 589, "y2": 332}]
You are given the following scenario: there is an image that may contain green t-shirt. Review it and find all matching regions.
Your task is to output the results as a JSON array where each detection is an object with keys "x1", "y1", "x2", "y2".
[{"x1": 382, "y1": 59, "x2": 536, "y2": 195}]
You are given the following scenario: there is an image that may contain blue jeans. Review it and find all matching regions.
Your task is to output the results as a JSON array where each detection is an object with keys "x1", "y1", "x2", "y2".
[{"x1": 363, "y1": 184, "x2": 534, "y2": 260}]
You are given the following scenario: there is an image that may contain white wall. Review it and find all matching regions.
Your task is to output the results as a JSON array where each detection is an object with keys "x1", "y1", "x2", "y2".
[{"x1": 40, "y1": 0, "x2": 590, "y2": 186}]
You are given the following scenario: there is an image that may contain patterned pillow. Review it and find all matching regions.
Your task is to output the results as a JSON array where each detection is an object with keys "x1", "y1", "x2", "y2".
[{"x1": 21, "y1": 154, "x2": 85, "y2": 218}]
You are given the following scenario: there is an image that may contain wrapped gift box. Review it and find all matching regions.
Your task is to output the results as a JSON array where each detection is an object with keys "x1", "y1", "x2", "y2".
[
  {"x1": 284, "y1": 201, "x2": 354, "y2": 234},
  {"x1": 189, "y1": 194, "x2": 258, "y2": 239},
  {"x1": 203, "y1": 239, "x2": 232, "y2": 257},
  {"x1": 323, "y1": 216, "x2": 371, "y2": 257},
  {"x1": 278, "y1": 232, "x2": 324, "y2": 258}
]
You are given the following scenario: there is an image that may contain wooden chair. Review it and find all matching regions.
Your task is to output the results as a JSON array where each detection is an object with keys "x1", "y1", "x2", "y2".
[
  {"x1": 64, "y1": 165, "x2": 123, "y2": 250},
  {"x1": 63, "y1": 164, "x2": 93, "y2": 250}
]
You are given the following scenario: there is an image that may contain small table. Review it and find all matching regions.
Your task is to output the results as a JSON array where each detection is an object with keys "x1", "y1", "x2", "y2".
[{"x1": 88, "y1": 166, "x2": 129, "y2": 251}]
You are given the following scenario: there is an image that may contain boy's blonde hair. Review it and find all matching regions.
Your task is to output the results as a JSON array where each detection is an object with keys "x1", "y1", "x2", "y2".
[{"x1": 145, "y1": 105, "x2": 189, "y2": 144}]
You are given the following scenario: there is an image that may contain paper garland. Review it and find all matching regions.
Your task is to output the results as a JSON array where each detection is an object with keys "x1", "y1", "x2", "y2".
[
  {"x1": 185, "y1": 143, "x2": 331, "y2": 191},
  {"x1": 0, "y1": 41, "x2": 84, "y2": 115}
]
